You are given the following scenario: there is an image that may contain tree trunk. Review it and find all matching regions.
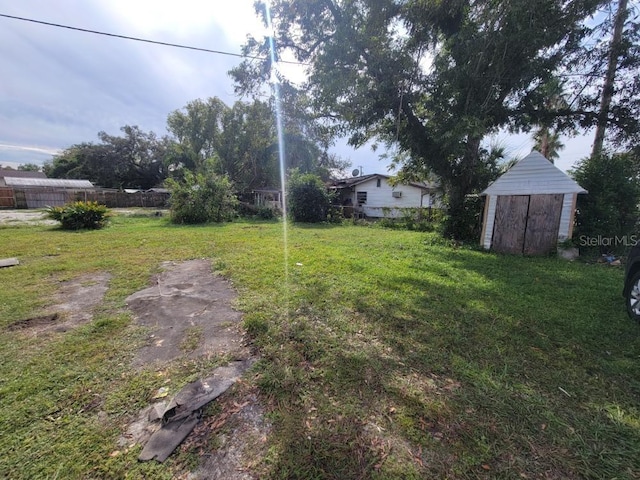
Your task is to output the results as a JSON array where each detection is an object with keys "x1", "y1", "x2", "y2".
[
  {"x1": 443, "y1": 135, "x2": 482, "y2": 240},
  {"x1": 592, "y1": 0, "x2": 628, "y2": 157}
]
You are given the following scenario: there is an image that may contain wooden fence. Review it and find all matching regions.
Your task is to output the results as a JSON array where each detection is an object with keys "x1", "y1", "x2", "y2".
[
  {"x1": 0, "y1": 188, "x2": 170, "y2": 209},
  {"x1": 0, "y1": 187, "x2": 14, "y2": 208}
]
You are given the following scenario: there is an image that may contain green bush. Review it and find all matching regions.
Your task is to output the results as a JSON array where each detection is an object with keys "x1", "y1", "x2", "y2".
[
  {"x1": 166, "y1": 170, "x2": 238, "y2": 224},
  {"x1": 287, "y1": 171, "x2": 334, "y2": 223},
  {"x1": 45, "y1": 201, "x2": 109, "y2": 230},
  {"x1": 379, "y1": 207, "x2": 444, "y2": 232},
  {"x1": 237, "y1": 202, "x2": 278, "y2": 220},
  {"x1": 571, "y1": 152, "x2": 640, "y2": 254}
]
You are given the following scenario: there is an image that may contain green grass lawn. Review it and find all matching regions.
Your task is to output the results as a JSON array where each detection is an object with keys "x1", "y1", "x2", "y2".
[{"x1": 0, "y1": 213, "x2": 638, "y2": 479}]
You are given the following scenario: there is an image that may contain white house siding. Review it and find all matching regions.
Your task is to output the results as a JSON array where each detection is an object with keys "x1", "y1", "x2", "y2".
[{"x1": 353, "y1": 177, "x2": 428, "y2": 218}]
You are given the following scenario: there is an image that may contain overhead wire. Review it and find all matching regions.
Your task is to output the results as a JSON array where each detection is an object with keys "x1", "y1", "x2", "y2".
[{"x1": 0, "y1": 12, "x2": 305, "y2": 66}]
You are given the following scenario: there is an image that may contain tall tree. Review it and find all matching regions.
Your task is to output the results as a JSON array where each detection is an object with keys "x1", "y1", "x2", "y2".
[
  {"x1": 167, "y1": 96, "x2": 349, "y2": 193},
  {"x1": 530, "y1": 78, "x2": 568, "y2": 162},
  {"x1": 45, "y1": 126, "x2": 171, "y2": 189},
  {"x1": 592, "y1": 0, "x2": 630, "y2": 156},
  {"x1": 232, "y1": 0, "x2": 604, "y2": 239},
  {"x1": 166, "y1": 97, "x2": 228, "y2": 172}
]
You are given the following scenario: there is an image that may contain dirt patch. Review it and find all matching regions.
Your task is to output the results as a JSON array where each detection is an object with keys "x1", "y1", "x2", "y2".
[
  {"x1": 126, "y1": 260, "x2": 250, "y2": 367},
  {"x1": 8, "y1": 257, "x2": 267, "y2": 477},
  {"x1": 0, "y1": 210, "x2": 57, "y2": 226},
  {"x1": 124, "y1": 259, "x2": 268, "y2": 477},
  {"x1": 185, "y1": 381, "x2": 271, "y2": 480},
  {"x1": 7, "y1": 313, "x2": 60, "y2": 330},
  {"x1": 7, "y1": 272, "x2": 111, "y2": 335}
]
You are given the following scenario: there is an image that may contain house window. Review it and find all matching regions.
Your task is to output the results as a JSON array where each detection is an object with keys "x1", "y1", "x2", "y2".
[
  {"x1": 376, "y1": 178, "x2": 381, "y2": 187},
  {"x1": 356, "y1": 191, "x2": 367, "y2": 205}
]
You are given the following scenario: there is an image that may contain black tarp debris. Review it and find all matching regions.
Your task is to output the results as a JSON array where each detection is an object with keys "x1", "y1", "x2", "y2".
[{"x1": 138, "y1": 360, "x2": 251, "y2": 462}]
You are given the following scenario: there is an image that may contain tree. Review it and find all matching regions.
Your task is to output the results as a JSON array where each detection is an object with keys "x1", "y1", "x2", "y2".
[
  {"x1": 18, "y1": 163, "x2": 42, "y2": 172},
  {"x1": 166, "y1": 97, "x2": 227, "y2": 172},
  {"x1": 533, "y1": 130, "x2": 565, "y2": 162},
  {"x1": 45, "y1": 126, "x2": 171, "y2": 189},
  {"x1": 166, "y1": 168, "x2": 238, "y2": 224},
  {"x1": 592, "y1": 0, "x2": 630, "y2": 156},
  {"x1": 570, "y1": 151, "x2": 640, "y2": 253},
  {"x1": 232, "y1": 0, "x2": 604, "y2": 239},
  {"x1": 530, "y1": 78, "x2": 568, "y2": 162},
  {"x1": 287, "y1": 170, "x2": 333, "y2": 222},
  {"x1": 167, "y1": 97, "x2": 349, "y2": 195}
]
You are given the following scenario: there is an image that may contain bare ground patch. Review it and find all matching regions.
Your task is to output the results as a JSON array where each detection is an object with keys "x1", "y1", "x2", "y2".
[
  {"x1": 6, "y1": 272, "x2": 111, "y2": 335},
  {"x1": 123, "y1": 259, "x2": 268, "y2": 477},
  {"x1": 5, "y1": 259, "x2": 268, "y2": 478}
]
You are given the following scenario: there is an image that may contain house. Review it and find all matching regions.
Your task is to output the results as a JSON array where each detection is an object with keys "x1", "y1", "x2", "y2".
[
  {"x1": 328, "y1": 173, "x2": 439, "y2": 218},
  {"x1": 480, "y1": 150, "x2": 587, "y2": 255},
  {"x1": 252, "y1": 188, "x2": 283, "y2": 211}
]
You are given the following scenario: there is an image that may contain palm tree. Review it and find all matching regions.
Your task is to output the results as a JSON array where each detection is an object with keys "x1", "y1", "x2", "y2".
[{"x1": 533, "y1": 128, "x2": 565, "y2": 163}]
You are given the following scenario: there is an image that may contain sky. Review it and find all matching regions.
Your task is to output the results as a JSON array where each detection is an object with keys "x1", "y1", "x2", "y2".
[{"x1": 0, "y1": 0, "x2": 594, "y2": 175}]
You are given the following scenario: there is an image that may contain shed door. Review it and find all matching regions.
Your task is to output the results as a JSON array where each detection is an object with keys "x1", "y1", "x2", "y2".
[
  {"x1": 523, "y1": 194, "x2": 563, "y2": 255},
  {"x1": 492, "y1": 195, "x2": 529, "y2": 254}
]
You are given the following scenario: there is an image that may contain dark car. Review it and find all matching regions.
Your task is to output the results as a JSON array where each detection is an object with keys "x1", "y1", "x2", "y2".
[{"x1": 623, "y1": 242, "x2": 640, "y2": 321}]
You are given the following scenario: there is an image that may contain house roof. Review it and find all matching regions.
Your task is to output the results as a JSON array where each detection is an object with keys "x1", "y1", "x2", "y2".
[
  {"x1": 4, "y1": 177, "x2": 94, "y2": 189},
  {"x1": 329, "y1": 173, "x2": 436, "y2": 191},
  {"x1": 481, "y1": 151, "x2": 586, "y2": 196},
  {"x1": 0, "y1": 168, "x2": 46, "y2": 179}
]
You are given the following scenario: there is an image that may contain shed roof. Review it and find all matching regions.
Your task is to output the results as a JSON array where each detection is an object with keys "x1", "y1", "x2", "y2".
[
  {"x1": 481, "y1": 151, "x2": 586, "y2": 196},
  {"x1": 4, "y1": 177, "x2": 94, "y2": 189}
]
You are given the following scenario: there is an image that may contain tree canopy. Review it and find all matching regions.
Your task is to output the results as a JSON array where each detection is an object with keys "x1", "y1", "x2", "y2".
[
  {"x1": 44, "y1": 126, "x2": 171, "y2": 189},
  {"x1": 232, "y1": 0, "x2": 637, "y2": 238},
  {"x1": 45, "y1": 96, "x2": 348, "y2": 194},
  {"x1": 166, "y1": 96, "x2": 350, "y2": 193}
]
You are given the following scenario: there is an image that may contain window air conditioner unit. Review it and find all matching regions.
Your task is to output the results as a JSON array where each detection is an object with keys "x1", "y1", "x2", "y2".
[{"x1": 392, "y1": 191, "x2": 402, "y2": 198}]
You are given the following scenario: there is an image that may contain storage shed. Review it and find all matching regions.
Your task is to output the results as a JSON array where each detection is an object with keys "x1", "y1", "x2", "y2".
[
  {"x1": 4, "y1": 177, "x2": 95, "y2": 209},
  {"x1": 480, "y1": 151, "x2": 586, "y2": 255}
]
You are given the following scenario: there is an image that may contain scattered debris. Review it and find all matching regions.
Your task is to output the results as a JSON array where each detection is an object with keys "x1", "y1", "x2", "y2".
[
  {"x1": 0, "y1": 257, "x2": 19, "y2": 268},
  {"x1": 600, "y1": 254, "x2": 622, "y2": 266},
  {"x1": 559, "y1": 387, "x2": 571, "y2": 397},
  {"x1": 138, "y1": 360, "x2": 253, "y2": 462}
]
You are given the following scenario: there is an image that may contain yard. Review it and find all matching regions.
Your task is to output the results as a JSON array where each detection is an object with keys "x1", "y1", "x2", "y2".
[{"x1": 0, "y1": 211, "x2": 638, "y2": 479}]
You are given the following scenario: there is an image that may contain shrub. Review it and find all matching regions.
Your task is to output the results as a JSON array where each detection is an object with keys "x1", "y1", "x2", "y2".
[
  {"x1": 571, "y1": 152, "x2": 640, "y2": 254},
  {"x1": 379, "y1": 207, "x2": 444, "y2": 232},
  {"x1": 237, "y1": 202, "x2": 278, "y2": 220},
  {"x1": 287, "y1": 171, "x2": 334, "y2": 223},
  {"x1": 45, "y1": 201, "x2": 110, "y2": 230},
  {"x1": 166, "y1": 170, "x2": 238, "y2": 224}
]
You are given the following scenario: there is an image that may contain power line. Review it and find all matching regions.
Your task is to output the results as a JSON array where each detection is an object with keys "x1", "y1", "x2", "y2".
[{"x1": 0, "y1": 12, "x2": 304, "y2": 66}]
